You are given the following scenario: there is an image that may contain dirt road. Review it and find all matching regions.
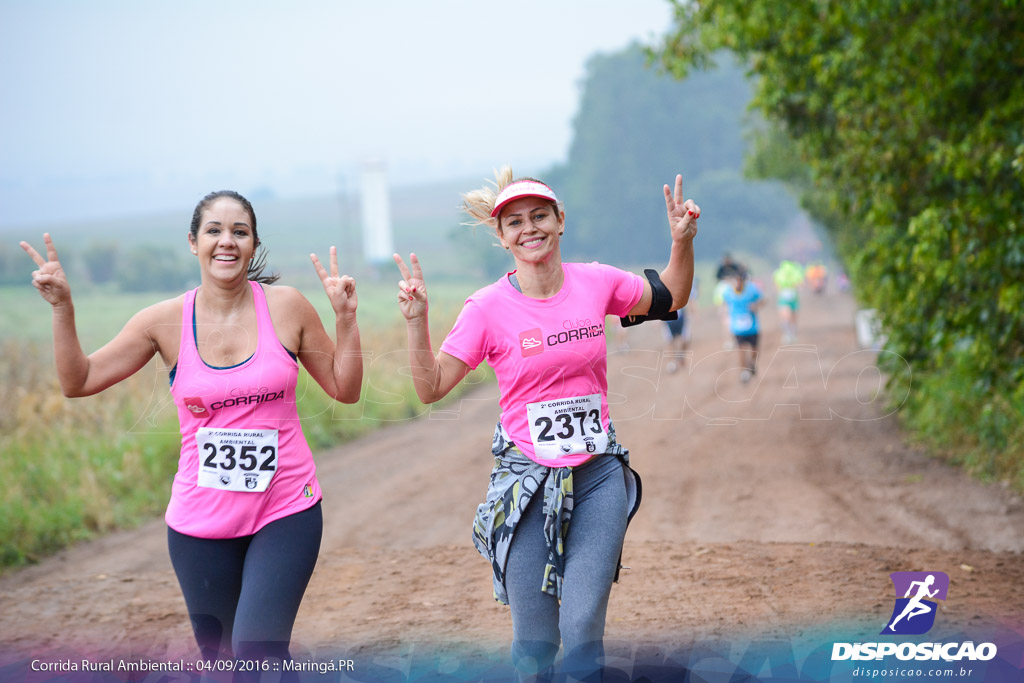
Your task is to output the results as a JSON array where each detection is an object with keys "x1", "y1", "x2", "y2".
[{"x1": 2, "y1": 290, "x2": 1022, "y2": 680}]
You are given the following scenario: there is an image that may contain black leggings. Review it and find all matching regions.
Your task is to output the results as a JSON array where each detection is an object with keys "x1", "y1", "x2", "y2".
[{"x1": 167, "y1": 502, "x2": 322, "y2": 663}]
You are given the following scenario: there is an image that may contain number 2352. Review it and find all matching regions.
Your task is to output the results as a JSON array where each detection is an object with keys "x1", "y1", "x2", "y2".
[{"x1": 202, "y1": 444, "x2": 276, "y2": 471}]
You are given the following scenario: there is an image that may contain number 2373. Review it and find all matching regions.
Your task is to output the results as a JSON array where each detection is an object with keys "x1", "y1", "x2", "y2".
[{"x1": 534, "y1": 410, "x2": 602, "y2": 442}]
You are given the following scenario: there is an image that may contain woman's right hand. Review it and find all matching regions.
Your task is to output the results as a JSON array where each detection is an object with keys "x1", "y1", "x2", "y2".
[
  {"x1": 20, "y1": 233, "x2": 71, "y2": 308},
  {"x1": 393, "y1": 252, "x2": 428, "y2": 321}
]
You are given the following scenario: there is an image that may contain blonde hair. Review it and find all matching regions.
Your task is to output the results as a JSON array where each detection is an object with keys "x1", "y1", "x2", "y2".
[
  {"x1": 460, "y1": 166, "x2": 515, "y2": 231},
  {"x1": 460, "y1": 166, "x2": 561, "y2": 234}
]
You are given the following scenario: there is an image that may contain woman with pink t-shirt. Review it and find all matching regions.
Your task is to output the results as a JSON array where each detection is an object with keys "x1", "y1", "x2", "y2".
[
  {"x1": 21, "y1": 190, "x2": 362, "y2": 671},
  {"x1": 394, "y1": 168, "x2": 699, "y2": 681}
]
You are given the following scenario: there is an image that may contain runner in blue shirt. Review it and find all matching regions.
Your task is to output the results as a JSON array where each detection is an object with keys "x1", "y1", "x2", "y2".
[{"x1": 721, "y1": 272, "x2": 762, "y2": 383}]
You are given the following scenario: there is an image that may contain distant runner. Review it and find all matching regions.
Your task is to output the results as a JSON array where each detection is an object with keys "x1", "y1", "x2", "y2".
[
  {"x1": 806, "y1": 263, "x2": 827, "y2": 294},
  {"x1": 773, "y1": 260, "x2": 804, "y2": 344},
  {"x1": 722, "y1": 271, "x2": 762, "y2": 383},
  {"x1": 715, "y1": 253, "x2": 744, "y2": 348}
]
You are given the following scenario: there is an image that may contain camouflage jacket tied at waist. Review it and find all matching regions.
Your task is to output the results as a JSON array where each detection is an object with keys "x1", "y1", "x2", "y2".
[{"x1": 471, "y1": 421, "x2": 641, "y2": 605}]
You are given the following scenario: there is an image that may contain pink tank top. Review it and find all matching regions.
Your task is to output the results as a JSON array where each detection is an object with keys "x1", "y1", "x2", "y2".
[{"x1": 166, "y1": 281, "x2": 322, "y2": 538}]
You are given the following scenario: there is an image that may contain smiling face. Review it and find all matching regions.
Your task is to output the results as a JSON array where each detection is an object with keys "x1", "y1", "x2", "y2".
[
  {"x1": 189, "y1": 197, "x2": 257, "y2": 283},
  {"x1": 496, "y1": 196, "x2": 564, "y2": 268}
]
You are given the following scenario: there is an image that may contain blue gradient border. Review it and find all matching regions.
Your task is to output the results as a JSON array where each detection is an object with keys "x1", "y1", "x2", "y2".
[{"x1": 2, "y1": 621, "x2": 1021, "y2": 683}]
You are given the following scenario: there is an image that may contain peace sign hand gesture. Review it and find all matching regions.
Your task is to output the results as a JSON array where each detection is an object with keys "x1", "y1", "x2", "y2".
[
  {"x1": 664, "y1": 174, "x2": 700, "y2": 245},
  {"x1": 393, "y1": 252, "x2": 428, "y2": 321},
  {"x1": 20, "y1": 233, "x2": 72, "y2": 308},
  {"x1": 310, "y1": 246, "x2": 358, "y2": 317}
]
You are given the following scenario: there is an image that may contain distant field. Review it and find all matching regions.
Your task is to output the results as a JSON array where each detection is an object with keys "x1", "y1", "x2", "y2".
[
  {"x1": 2, "y1": 177, "x2": 494, "y2": 341},
  {"x1": 3, "y1": 177, "x2": 497, "y2": 287},
  {"x1": 0, "y1": 277, "x2": 484, "y2": 346}
]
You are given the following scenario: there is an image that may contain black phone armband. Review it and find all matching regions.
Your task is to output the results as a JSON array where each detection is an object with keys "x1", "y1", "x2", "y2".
[{"x1": 620, "y1": 269, "x2": 677, "y2": 327}]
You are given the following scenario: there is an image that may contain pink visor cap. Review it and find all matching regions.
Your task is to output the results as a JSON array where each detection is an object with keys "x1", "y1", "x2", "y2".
[{"x1": 490, "y1": 180, "x2": 559, "y2": 217}]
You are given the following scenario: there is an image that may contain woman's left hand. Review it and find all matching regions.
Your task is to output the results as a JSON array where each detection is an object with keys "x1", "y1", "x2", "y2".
[
  {"x1": 311, "y1": 246, "x2": 358, "y2": 317},
  {"x1": 664, "y1": 174, "x2": 700, "y2": 244}
]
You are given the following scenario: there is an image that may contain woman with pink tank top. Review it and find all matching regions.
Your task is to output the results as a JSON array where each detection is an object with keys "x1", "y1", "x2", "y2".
[
  {"x1": 20, "y1": 190, "x2": 362, "y2": 672},
  {"x1": 394, "y1": 168, "x2": 700, "y2": 681}
]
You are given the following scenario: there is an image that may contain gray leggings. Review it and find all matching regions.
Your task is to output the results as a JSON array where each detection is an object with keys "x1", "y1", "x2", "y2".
[{"x1": 505, "y1": 454, "x2": 628, "y2": 681}]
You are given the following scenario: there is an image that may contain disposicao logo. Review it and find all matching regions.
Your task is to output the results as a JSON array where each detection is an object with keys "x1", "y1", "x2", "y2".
[
  {"x1": 882, "y1": 571, "x2": 948, "y2": 635},
  {"x1": 831, "y1": 570, "x2": 998, "y2": 663}
]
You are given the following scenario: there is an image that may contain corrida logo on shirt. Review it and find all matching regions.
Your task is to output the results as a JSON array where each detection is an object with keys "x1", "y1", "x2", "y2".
[
  {"x1": 518, "y1": 319, "x2": 606, "y2": 357},
  {"x1": 184, "y1": 387, "x2": 286, "y2": 416}
]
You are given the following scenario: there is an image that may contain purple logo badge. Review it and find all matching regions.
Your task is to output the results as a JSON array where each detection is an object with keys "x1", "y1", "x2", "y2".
[{"x1": 882, "y1": 571, "x2": 949, "y2": 635}]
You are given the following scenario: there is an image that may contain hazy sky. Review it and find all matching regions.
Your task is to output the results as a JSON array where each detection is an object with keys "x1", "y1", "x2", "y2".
[{"x1": 0, "y1": 0, "x2": 675, "y2": 226}]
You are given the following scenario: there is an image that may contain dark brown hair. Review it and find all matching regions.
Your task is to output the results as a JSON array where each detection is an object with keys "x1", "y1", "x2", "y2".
[{"x1": 189, "y1": 190, "x2": 279, "y2": 284}]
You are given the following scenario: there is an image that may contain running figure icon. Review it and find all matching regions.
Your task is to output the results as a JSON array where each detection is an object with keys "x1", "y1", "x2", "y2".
[{"x1": 887, "y1": 574, "x2": 939, "y2": 632}]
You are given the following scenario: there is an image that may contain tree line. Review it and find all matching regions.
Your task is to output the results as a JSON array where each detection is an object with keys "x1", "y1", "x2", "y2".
[
  {"x1": 467, "y1": 44, "x2": 817, "y2": 278},
  {"x1": 656, "y1": 0, "x2": 1024, "y2": 489}
]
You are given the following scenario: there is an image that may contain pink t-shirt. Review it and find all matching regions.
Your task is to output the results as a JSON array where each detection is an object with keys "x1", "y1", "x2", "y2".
[
  {"x1": 166, "y1": 281, "x2": 322, "y2": 538},
  {"x1": 441, "y1": 262, "x2": 644, "y2": 467}
]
